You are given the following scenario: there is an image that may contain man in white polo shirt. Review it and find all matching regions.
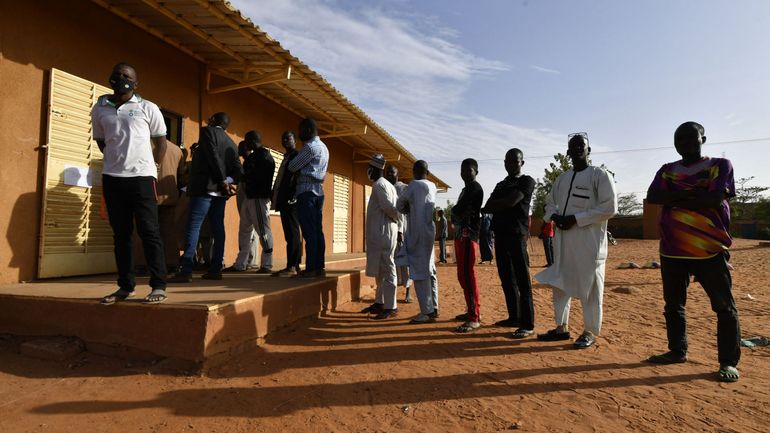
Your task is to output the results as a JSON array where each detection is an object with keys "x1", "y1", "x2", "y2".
[{"x1": 91, "y1": 62, "x2": 168, "y2": 305}]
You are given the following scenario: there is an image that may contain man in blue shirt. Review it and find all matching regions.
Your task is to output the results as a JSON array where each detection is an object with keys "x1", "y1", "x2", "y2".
[{"x1": 288, "y1": 118, "x2": 329, "y2": 278}]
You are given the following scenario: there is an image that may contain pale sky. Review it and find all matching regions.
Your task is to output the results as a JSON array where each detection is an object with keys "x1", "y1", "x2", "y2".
[{"x1": 231, "y1": 0, "x2": 770, "y2": 205}]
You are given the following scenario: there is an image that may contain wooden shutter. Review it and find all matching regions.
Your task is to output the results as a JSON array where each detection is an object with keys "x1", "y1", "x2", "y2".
[
  {"x1": 38, "y1": 69, "x2": 115, "y2": 278},
  {"x1": 268, "y1": 148, "x2": 283, "y2": 215},
  {"x1": 332, "y1": 174, "x2": 351, "y2": 253}
]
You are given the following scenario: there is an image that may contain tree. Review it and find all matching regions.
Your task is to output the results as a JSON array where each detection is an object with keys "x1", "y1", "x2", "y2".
[
  {"x1": 532, "y1": 153, "x2": 614, "y2": 220},
  {"x1": 731, "y1": 176, "x2": 769, "y2": 221},
  {"x1": 532, "y1": 153, "x2": 571, "y2": 220},
  {"x1": 616, "y1": 193, "x2": 642, "y2": 216}
]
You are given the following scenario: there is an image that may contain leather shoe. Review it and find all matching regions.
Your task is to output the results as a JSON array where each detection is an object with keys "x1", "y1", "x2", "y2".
[
  {"x1": 201, "y1": 272, "x2": 222, "y2": 280},
  {"x1": 167, "y1": 274, "x2": 192, "y2": 283}
]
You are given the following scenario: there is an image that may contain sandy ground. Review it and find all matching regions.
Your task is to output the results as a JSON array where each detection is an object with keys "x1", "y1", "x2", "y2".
[{"x1": 1, "y1": 238, "x2": 769, "y2": 433}]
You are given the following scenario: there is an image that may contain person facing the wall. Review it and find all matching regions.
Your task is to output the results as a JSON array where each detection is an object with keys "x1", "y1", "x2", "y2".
[{"x1": 288, "y1": 117, "x2": 329, "y2": 278}]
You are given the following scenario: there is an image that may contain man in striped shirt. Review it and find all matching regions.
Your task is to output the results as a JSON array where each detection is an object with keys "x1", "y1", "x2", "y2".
[
  {"x1": 288, "y1": 118, "x2": 329, "y2": 278},
  {"x1": 646, "y1": 121, "x2": 741, "y2": 383}
]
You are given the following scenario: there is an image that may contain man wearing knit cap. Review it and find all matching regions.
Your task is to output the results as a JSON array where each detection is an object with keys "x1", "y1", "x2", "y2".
[{"x1": 362, "y1": 154, "x2": 400, "y2": 319}]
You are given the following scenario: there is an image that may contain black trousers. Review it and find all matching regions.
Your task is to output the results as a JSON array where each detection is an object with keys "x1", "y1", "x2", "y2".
[
  {"x1": 542, "y1": 236, "x2": 554, "y2": 266},
  {"x1": 103, "y1": 175, "x2": 167, "y2": 291},
  {"x1": 280, "y1": 203, "x2": 302, "y2": 268},
  {"x1": 494, "y1": 232, "x2": 534, "y2": 329},
  {"x1": 660, "y1": 252, "x2": 740, "y2": 367}
]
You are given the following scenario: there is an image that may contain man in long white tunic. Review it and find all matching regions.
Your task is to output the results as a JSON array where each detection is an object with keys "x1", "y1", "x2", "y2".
[
  {"x1": 535, "y1": 134, "x2": 617, "y2": 348},
  {"x1": 364, "y1": 154, "x2": 401, "y2": 319},
  {"x1": 385, "y1": 164, "x2": 413, "y2": 303},
  {"x1": 397, "y1": 160, "x2": 440, "y2": 324}
]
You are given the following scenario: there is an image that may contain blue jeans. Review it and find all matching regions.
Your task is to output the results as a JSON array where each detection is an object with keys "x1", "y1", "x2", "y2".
[
  {"x1": 179, "y1": 195, "x2": 227, "y2": 275},
  {"x1": 297, "y1": 192, "x2": 325, "y2": 271},
  {"x1": 439, "y1": 237, "x2": 447, "y2": 262}
]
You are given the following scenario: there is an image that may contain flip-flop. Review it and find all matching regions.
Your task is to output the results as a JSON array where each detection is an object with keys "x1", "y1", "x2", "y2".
[
  {"x1": 455, "y1": 321, "x2": 480, "y2": 333},
  {"x1": 717, "y1": 365, "x2": 739, "y2": 382},
  {"x1": 511, "y1": 328, "x2": 534, "y2": 339},
  {"x1": 100, "y1": 290, "x2": 135, "y2": 305},
  {"x1": 142, "y1": 290, "x2": 167, "y2": 304}
]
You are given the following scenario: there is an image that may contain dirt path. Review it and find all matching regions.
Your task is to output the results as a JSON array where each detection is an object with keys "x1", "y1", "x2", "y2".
[{"x1": 1, "y1": 239, "x2": 768, "y2": 432}]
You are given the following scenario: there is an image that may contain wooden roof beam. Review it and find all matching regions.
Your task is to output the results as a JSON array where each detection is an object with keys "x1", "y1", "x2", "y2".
[
  {"x1": 91, "y1": 0, "x2": 207, "y2": 64},
  {"x1": 318, "y1": 124, "x2": 367, "y2": 139},
  {"x1": 140, "y1": 0, "x2": 246, "y2": 64},
  {"x1": 207, "y1": 66, "x2": 292, "y2": 94}
]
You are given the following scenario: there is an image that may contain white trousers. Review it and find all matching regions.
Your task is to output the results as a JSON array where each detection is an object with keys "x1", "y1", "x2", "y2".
[
  {"x1": 552, "y1": 281, "x2": 603, "y2": 335},
  {"x1": 235, "y1": 198, "x2": 273, "y2": 270},
  {"x1": 374, "y1": 271, "x2": 398, "y2": 310}
]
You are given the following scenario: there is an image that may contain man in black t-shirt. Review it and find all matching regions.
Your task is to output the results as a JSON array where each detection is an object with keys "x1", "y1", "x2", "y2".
[
  {"x1": 481, "y1": 148, "x2": 536, "y2": 339},
  {"x1": 226, "y1": 130, "x2": 275, "y2": 273},
  {"x1": 451, "y1": 159, "x2": 484, "y2": 332}
]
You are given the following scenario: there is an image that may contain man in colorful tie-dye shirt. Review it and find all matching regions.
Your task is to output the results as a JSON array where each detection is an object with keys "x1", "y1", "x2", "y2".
[{"x1": 645, "y1": 121, "x2": 741, "y2": 383}]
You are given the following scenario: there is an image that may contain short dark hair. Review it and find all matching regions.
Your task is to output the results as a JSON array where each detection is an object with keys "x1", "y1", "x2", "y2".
[
  {"x1": 299, "y1": 117, "x2": 317, "y2": 135},
  {"x1": 112, "y1": 62, "x2": 136, "y2": 73},
  {"x1": 506, "y1": 148, "x2": 524, "y2": 160},
  {"x1": 676, "y1": 121, "x2": 705, "y2": 136},
  {"x1": 210, "y1": 112, "x2": 230, "y2": 129},
  {"x1": 568, "y1": 134, "x2": 589, "y2": 147},
  {"x1": 245, "y1": 130, "x2": 261, "y2": 143},
  {"x1": 461, "y1": 158, "x2": 478, "y2": 171},
  {"x1": 414, "y1": 160, "x2": 428, "y2": 172}
]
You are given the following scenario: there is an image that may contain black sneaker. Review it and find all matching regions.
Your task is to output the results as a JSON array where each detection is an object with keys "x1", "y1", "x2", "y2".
[
  {"x1": 167, "y1": 274, "x2": 192, "y2": 283},
  {"x1": 222, "y1": 266, "x2": 246, "y2": 273}
]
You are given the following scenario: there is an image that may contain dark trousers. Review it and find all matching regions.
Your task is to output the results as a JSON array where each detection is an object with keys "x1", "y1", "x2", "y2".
[
  {"x1": 439, "y1": 237, "x2": 447, "y2": 262},
  {"x1": 102, "y1": 175, "x2": 166, "y2": 291},
  {"x1": 542, "y1": 236, "x2": 554, "y2": 266},
  {"x1": 660, "y1": 253, "x2": 741, "y2": 367},
  {"x1": 280, "y1": 203, "x2": 302, "y2": 268},
  {"x1": 297, "y1": 192, "x2": 325, "y2": 271},
  {"x1": 494, "y1": 232, "x2": 534, "y2": 329}
]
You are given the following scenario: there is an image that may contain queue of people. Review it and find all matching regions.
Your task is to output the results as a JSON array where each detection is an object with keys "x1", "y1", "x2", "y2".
[{"x1": 93, "y1": 62, "x2": 741, "y2": 382}]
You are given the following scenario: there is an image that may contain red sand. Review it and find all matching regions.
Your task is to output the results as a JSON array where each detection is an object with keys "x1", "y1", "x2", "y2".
[{"x1": 1, "y1": 238, "x2": 768, "y2": 432}]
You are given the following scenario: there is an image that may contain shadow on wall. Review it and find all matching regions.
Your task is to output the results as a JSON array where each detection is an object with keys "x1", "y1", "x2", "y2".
[{"x1": 6, "y1": 192, "x2": 42, "y2": 280}]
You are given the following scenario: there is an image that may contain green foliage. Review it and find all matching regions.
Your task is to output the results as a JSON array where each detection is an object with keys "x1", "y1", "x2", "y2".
[
  {"x1": 438, "y1": 200, "x2": 454, "y2": 223},
  {"x1": 532, "y1": 153, "x2": 571, "y2": 220},
  {"x1": 731, "y1": 176, "x2": 770, "y2": 221},
  {"x1": 617, "y1": 193, "x2": 642, "y2": 216}
]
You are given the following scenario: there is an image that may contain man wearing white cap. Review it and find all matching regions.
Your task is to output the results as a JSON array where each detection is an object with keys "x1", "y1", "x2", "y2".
[{"x1": 363, "y1": 154, "x2": 400, "y2": 319}]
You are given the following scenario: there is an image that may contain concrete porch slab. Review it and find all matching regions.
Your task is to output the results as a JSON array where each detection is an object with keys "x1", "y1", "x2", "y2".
[{"x1": 0, "y1": 254, "x2": 373, "y2": 371}]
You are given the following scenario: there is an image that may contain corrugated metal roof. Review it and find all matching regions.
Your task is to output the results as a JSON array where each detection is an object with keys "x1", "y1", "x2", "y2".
[{"x1": 91, "y1": 0, "x2": 449, "y2": 190}]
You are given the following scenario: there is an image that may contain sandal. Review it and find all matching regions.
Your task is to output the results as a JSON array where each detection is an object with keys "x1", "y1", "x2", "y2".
[
  {"x1": 537, "y1": 328, "x2": 571, "y2": 341},
  {"x1": 717, "y1": 365, "x2": 740, "y2": 383},
  {"x1": 142, "y1": 289, "x2": 167, "y2": 304},
  {"x1": 100, "y1": 289, "x2": 135, "y2": 305},
  {"x1": 455, "y1": 321, "x2": 481, "y2": 333},
  {"x1": 511, "y1": 328, "x2": 534, "y2": 339},
  {"x1": 646, "y1": 351, "x2": 687, "y2": 364}
]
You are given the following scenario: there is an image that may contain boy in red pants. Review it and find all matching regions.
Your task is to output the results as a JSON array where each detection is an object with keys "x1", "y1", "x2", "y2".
[{"x1": 452, "y1": 159, "x2": 484, "y2": 332}]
